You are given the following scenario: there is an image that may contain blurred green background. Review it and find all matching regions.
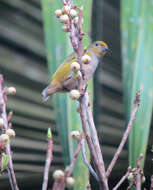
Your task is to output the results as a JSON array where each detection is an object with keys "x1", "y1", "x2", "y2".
[{"x1": 0, "y1": 0, "x2": 152, "y2": 189}]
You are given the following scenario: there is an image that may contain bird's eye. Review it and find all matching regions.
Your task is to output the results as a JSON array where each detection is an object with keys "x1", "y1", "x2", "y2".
[{"x1": 95, "y1": 43, "x2": 99, "y2": 46}]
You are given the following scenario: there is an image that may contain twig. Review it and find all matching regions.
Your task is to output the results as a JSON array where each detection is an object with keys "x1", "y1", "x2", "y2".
[
  {"x1": 52, "y1": 136, "x2": 84, "y2": 190},
  {"x1": 136, "y1": 173, "x2": 141, "y2": 190},
  {"x1": 66, "y1": 135, "x2": 84, "y2": 177},
  {"x1": 83, "y1": 92, "x2": 109, "y2": 189},
  {"x1": 52, "y1": 181, "x2": 59, "y2": 190},
  {"x1": 106, "y1": 91, "x2": 141, "y2": 177},
  {"x1": 79, "y1": 97, "x2": 108, "y2": 190},
  {"x1": 81, "y1": 138, "x2": 99, "y2": 181},
  {"x1": 127, "y1": 182, "x2": 134, "y2": 190},
  {"x1": 76, "y1": 7, "x2": 83, "y2": 72},
  {"x1": 113, "y1": 168, "x2": 131, "y2": 190},
  {"x1": 42, "y1": 128, "x2": 53, "y2": 190},
  {"x1": 87, "y1": 183, "x2": 91, "y2": 190},
  {"x1": 136, "y1": 154, "x2": 143, "y2": 190},
  {"x1": 126, "y1": 154, "x2": 143, "y2": 190},
  {"x1": 0, "y1": 75, "x2": 19, "y2": 190}
]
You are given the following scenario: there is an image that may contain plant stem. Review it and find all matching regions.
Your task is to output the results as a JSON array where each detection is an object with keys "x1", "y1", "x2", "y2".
[
  {"x1": 79, "y1": 96, "x2": 108, "y2": 190},
  {"x1": 83, "y1": 92, "x2": 109, "y2": 189},
  {"x1": 52, "y1": 136, "x2": 84, "y2": 190},
  {"x1": 0, "y1": 75, "x2": 19, "y2": 190},
  {"x1": 112, "y1": 170, "x2": 130, "y2": 190},
  {"x1": 66, "y1": 136, "x2": 84, "y2": 177},
  {"x1": 136, "y1": 154, "x2": 143, "y2": 190},
  {"x1": 81, "y1": 138, "x2": 99, "y2": 181},
  {"x1": 106, "y1": 91, "x2": 141, "y2": 178},
  {"x1": 42, "y1": 134, "x2": 53, "y2": 190}
]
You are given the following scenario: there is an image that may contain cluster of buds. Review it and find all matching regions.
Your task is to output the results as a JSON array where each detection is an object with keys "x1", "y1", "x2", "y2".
[
  {"x1": 68, "y1": 53, "x2": 91, "y2": 100},
  {"x1": 70, "y1": 61, "x2": 82, "y2": 79},
  {"x1": 55, "y1": 5, "x2": 78, "y2": 32},
  {"x1": 53, "y1": 169, "x2": 75, "y2": 188},
  {"x1": 69, "y1": 61, "x2": 81, "y2": 100},
  {"x1": 127, "y1": 167, "x2": 145, "y2": 185},
  {"x1": 0, "y1": 128, "x2": 15, "y2": 143}
]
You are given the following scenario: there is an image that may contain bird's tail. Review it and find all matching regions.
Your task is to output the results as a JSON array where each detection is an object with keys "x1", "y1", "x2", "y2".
[
  {"x1": 42, "y1": 86, "x2": 50, "y2": 101},
  {"x1": 41, "y1": 86, "x2": 58, "y2": 101}
]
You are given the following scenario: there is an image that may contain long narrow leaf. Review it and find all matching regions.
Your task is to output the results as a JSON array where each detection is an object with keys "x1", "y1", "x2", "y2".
[{"x1": 121, "y1": 0, "x2": 153, "y2": 168}]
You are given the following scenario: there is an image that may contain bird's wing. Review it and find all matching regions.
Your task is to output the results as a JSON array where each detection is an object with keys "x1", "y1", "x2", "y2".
[
  {"x1": 52, "y1": 48, "x2": 88, "y2": 83},
  {"x1": 52, "y1": 52, "x2": 77, "y2": 83}
]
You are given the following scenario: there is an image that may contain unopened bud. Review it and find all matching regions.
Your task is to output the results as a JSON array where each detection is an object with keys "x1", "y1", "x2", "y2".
[
  {"x1": 70, "y1": 62, "x2": 80, "y2": 72},
  {"x1": 62, "y1": 6, "x2": 70, "y2": 14},
  {"x1": 62, "y1": 24, "x2": 69, "y2": 32},
  {"x1": 65, "y1": 166, "x2": 70, "y2": 172},
  {"x1": 74, "y1": 17, "x2": 83, "y2": 25},
  {"x1": 0, "y1": 99, "x2": 4, "y2": 106},
  {"x1": 142, "y1": 176, "x2": 145, "y2": 183},
  {"x1": 128, "y1": 173, "x2": 134, "y2": 181},
  {"x1": 81, "y1": 54, "x2": 91, "y2": 64},
  {"x1": 71, "y1": 131, "x2": 80, "y2": 139},
  {"x1": 6, "y1": 87, "x2": 16, "y2": 95},
  {"x1": 0, "y1": 118, "x2": 4, "y2": 128},
  {"x1": 55, "y1": 9, "x2": 62, "y2": 18},
  {"x1": 53, "y1": 170, "x2": 65, "y2": 180},
  {"x1": 66, "y1": 177, "x2": 75, "y2": 188},
  {"x1": 0, "y1": 134, "x2": 9, "y2": 142},
  {"x1": 6, "y1": 129, "x2": 15, "y2": 138},
  {"x1": 60, "y1": 14, "x2": 69, "y2": 23},
  {"x1": 75, "y1": 70, "x2": 82, "y2": 79},
  {"x1": 70, "y1": 9, "x2": 77, "y2": 18},
  {"x1": 69, "y1": 90, "x2": 80, "y2": 100}
]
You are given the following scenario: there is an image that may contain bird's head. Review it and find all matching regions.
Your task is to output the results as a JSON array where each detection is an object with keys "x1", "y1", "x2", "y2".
[{"x1": 89, "y1": 41, "x2": 109, "y2": 57}]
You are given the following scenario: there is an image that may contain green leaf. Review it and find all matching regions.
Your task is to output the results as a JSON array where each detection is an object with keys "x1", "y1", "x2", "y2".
[
  {"x1": 47, "y1": 128, "x2": 52, "y2": 139},
  {"x1": 1, "y1": 153, "x2": 9, "y2": 172},
  {"x1": 121, "y1": 0, "x2": 153, "y2": 168}
]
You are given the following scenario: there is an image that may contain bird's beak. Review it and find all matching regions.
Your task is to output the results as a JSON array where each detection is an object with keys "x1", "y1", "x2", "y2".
[{"x1": 102, "y1": 46, "x2": 109, "y2": 52}]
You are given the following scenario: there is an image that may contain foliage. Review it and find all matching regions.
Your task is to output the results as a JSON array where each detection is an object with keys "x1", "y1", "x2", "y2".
[{"x1": 121, "y1": 0, "x2": 153, "y2": 168}]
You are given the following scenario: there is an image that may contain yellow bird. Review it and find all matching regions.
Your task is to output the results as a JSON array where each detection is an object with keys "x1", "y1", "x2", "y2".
[{"x1": 42, "y1": 41, "x2": 108, "y2": 101}]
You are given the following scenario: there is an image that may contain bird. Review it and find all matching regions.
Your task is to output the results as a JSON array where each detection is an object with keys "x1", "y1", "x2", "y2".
[{"x1": 42, "y1": 41, "x2": 108, "y2": 101}]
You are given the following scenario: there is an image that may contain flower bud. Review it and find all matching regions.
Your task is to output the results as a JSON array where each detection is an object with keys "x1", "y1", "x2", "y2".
[
  {"x1": 53, "y1": 170, "x2": 65, "y2": 180},
  {"x1": 69, "y1": 90, "x2": 80, "y2": 100},
  {"x1": 6, "y1": 87, "x2": 16, "y2": 95},
  {"x1": 74, "y1": 17, "x2": 83, "y2": 25},
  {"x1": 0, "y1": 99, "x2": 4, "y2": 106},
  {"x1": 70, "y1": 62, "x2": 80, "y2": 72},
  {"x1": 71, "y1": 131, "x2": 80, "y2": 139},
  {"x1": 66, "y1": 177, "x2": 75, "y2": 188},
  {"x1": 65, "y1": 165, "x2": 70, "y2": 172},
  {"x1": 127, "y1": 173, "x2": 134, "y2": 181},
  {"x1": 6, "y1": 129, "x2": 15, "y2": 138},
  {"x1": 0, "y1": 134, "x2": 9, "y2": 142},
  {"x1": 54, "y1": 9, "x2": 62, "y2": 18},
  {"x1": 142, "y1": 176, "x2": 145, "y2": 183},
  {"x1": 62, "y1": 24, "x2": 69, "y2": 32},
  {"x1": 0, "y1": 118, "x2": 4, "y2": 128},
  {"x1": 75, "y1": 70, "x2": 82, "y2": 79},
  {"x1": 62, "y1": 6, "x2": 70, "y2": 14},
  {"x1": 70, "y1": 9, "x2": 77, "y2": 18},
  {"x1": 81, "y1": 54, "x2": 91, "y2": 64},
  {"x1": 60, "y1": 14, "x2": 69, "y2": 23}
]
